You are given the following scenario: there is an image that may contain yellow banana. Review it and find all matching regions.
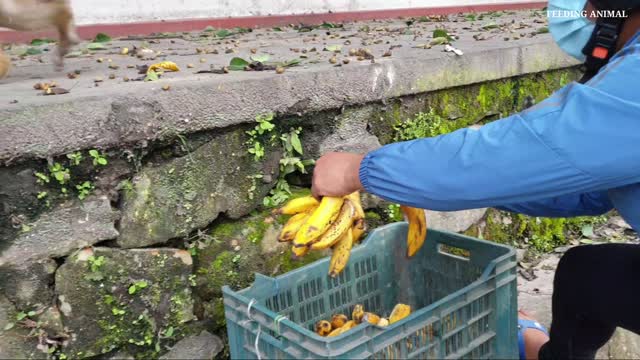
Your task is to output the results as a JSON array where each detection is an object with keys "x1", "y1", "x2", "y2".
[
  {"x1": 352, "y1": 304, "x2": 365, "y2": 324},
  {"x1": 330, "y1": 314, "x2": 348, "y2": 329},
  {"x1": 327, "y1": 320, "x2": 356, "y2": 337},
  {"x1": 275, "y1": 196, "x2": 319, "y2": 215},
  {"x1": 328, "y1": 227, "x2": 353, "y2": 277},
  {"x1": 401, "y1": 206, "x2": 427, "y2": 258},
  {"x1": 363, "y1": 312, "x2": 381, "y2": 325},
  {"x1": 352, "y1": 219, "x2": 366, "y2": 244},
  {"x1": 389, "y1": 304, "x2": 411, "y2": 324},
  {"x1": 346, "y1": 191, "x2": 365, "y2": 220},
  {"x1": 292, "y1": 244, "x2": 310, "y2": 257},
  {"x1": 294, "y1": 197, "x2": 344, "y2": 247},
  {"x1": 311, "y1": 200, "x2": 355, "y2": 250},
  {"x1": 278, "y1": 212, "x2": 310, "y2": 242},
  {"x1": 377, "y1": 318, "x2": 389, "y2": 327},
  {"x1": 315, "y1": 320, "x2": 332, "y2": 336},
  {"x1": 148, "y1": 61, "x2": 180, "y2": 73}
]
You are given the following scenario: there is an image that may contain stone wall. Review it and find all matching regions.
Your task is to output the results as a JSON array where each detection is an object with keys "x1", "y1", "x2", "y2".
[{"x1": 0, "y1": 67, "x2": 582, "y2": 359}]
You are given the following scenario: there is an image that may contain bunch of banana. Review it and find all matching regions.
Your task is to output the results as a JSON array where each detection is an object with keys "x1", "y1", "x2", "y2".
[
  {"x1": 275, "y1": 192, "x2": 428, "y2": 277},
  {"x1": 275, "y1": 192, "x2": 367, "y2": 277}
]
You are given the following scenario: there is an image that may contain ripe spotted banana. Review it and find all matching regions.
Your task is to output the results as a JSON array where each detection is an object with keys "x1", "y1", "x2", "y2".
[
  {"x1": 291, "y1": 243, "x2": 310, "y2": 257},
  {"x1": 363, "y1": 312, "x2": 381, "y2": 325},
  {"x1": 294, "y1": 196, "x2": 344, "y2": 247},
  {"x1": 352, "y1": 218, "x2": 366, "y2": 244},
  {"x1": 352, "y1": 304, "x2": 365, "y2": 324},
  {"x1": 327, "y1": 320, "x2": 356, "y2": 337},
  {"x1": 389, "y1": 303, "x2": 411, "y2": 324},
  {"x1": 331, "y1": 314, "x2": 348, "y2": 329},
  {"x1": 328, "y1": 227, "x2": 353, "y2": 277},
  {"x1": 401, "y1": 206, "x2": 427, "y2": 258},
  {"x1": 274, "y1": 196, "x2": 319, "y2": 215},
  {"x1": 346, "y1": 191, "x2": 365, "y2": 220},
  {"x1": 279, "y1": 212, "x2": 311, "y2": 242},
  {"x1": 315, "y1": 320, "x2": 332, "y2": 336},
  {"x1": 311, "y1": 200, "x2": 356, "y2": 250}
]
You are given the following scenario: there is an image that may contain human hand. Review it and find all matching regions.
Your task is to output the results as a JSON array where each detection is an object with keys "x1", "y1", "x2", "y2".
[{"x1": 311, "y1": 152, "x2": 365, "y2": 199}]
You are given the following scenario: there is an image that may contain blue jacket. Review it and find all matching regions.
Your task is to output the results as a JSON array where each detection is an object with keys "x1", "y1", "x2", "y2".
[{"x1": 359, "y1": 31, "x2": 640, "y2": 231}]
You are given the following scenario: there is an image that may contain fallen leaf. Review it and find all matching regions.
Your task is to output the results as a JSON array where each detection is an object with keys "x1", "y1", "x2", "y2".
[
  {"x1": 30, "y1": 38, "x2": 55, "y2": 46},
  {"x1": 121, "y1": 47, "x2": 129, "y2": 55},
  {"x1": 162, "y1": 85, "x2": 171, "y2": 91},
  {"x1": 228, "y1": 57, "x2": 250, "y2": 71},
  {"x1": 482, "y1": 23, "x2": 499, "y2": 30},
  {"x1": 87, "y1": 42, "x2": 107, "y2": 51},
  {"x1": 536, "y1": 26, "x2": 549, "y2": 34},
  {"x1": 581, "y1": 224, "x2": 594, "y2": 238},
  {"x1": 580, "y1": 239, "x2": 595, "y2": 244},
  {"x1": 64, "y1": 51, "x2": 83, "y2": 58},
  {"x1": 144, "y1": 70, "x2": 159, "y2": 82},
  {"x1": 250, "y1": 54, "x2": 270, "y2": 63},
  {"x1": 324, "y1": 45, "x2": 342, "y2": 52},
  {"x1": 22, "y1": 47, "x2": 42, "y2": 56},
  {"x1": 93, "y1": 33, "x2": 112, "y2": 43},
  {"x1": 429, "y1": 37, "x2": 449, "y2": 45},
  {"x1": 216, "y1": 29, "x2": 232, "y2": 38},
  {"x1": 433, "y1": 29, "x2": 451, "y2": 40},
  {"x1": 280, "y1": 58, "x2": 301, "y2": 67}
]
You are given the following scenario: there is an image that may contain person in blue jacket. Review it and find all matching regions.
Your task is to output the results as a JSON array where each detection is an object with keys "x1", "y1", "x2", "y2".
[{"x1": 311, "y1": 0, "x2": 640, "y2": 358}]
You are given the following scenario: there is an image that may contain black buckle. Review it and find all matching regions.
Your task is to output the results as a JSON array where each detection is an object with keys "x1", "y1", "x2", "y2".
[{"x1": 580, "y1": 17, "x2": 625, "y2": 83}]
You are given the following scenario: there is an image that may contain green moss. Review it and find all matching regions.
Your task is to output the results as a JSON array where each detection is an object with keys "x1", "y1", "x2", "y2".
[
  {"x1": 275, "y1": 251, "x2": 326, "y2": 274},
  {"x1": 479, "y1": 209, "x2": 609, "y2": 252},
  {"x1": 365, "y1": 211, "x2": 381, "y2": 221},
  {"x1": 368, "y1": 68, "x2": 582, "y2": 145}
]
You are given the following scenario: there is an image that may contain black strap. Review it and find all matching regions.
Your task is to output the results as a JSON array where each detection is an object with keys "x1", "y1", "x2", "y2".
[{"x1": 579, "y1": 16, "x2": 626, "y2": 83}]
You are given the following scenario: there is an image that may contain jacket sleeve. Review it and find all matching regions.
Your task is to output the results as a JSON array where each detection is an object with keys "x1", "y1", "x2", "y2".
[
  {"x1": 496, "y1": 191, "x2": 613, "y2": 217},
  {"x1": 359, "y1": 55, "x2": 640, "y2": 212}
]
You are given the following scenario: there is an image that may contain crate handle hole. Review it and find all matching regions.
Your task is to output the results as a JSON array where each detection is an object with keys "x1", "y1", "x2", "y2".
[{"x1": 438, "y1": 244, "x2": 471, "y2": 260}]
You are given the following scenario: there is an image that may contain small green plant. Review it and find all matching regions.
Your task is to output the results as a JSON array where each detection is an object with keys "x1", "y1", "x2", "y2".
[
  {"x1": 37, "y1": 191, "x2": 48, "y2": 199},
  {"x1": 85, "y1": 255, "x2": 106, "y2": 281},
  {"x1": 384, "y1": 204, "x2": 404, "y2": 222},
  {"x1": 49, "y1": 163, "x2": 70, "y2": 185},
  {"x1": 393, "y1": 109, "x2": 455, "y2": 141},
  {"x1": 75, "y1": 181, "x2": 94, "y2": 200},
  {"x1": 89, "y1": 149, "x2": 108, "y2": 166},
  {"x1": 88, "y1": 255, "x2": 105, "y2": 272},
  {"x1": 34, "y1": 172, "x2": 50, "y2": 185},
  {"x1": 16, "y1": 310, "x2": 36, "y2": 321},
  {"x1": 66, "y1": 152, "x2": 83, "y2": 166},
  {"x1": 246, "y1": 113, "x2": 276, "y2": 161},
  {"x1": 111, "y1": 307, "x2": 126, "y2": 316},
  {"x1": 188, "y1": 274, "x2": 196, "y2": 287},
  {"x1": 128, "y1": 280, "x2": 148, "y2": 295},
  {"x1": 232, "y1": 254, "x2": 241, "y2": 263},
  {"x1": 263, "y1": 127, "x2": 314, "y2": 207}
]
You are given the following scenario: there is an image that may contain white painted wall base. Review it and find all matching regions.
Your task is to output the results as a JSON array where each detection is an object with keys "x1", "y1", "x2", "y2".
[{"x1": 70, "y1": 0, "x2": 535, "y2": 25}]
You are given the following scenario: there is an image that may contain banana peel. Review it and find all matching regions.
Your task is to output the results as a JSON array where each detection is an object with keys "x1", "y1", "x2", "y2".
[{"x1": 148, "y1": 61, "x2": 180, "y2": 73}]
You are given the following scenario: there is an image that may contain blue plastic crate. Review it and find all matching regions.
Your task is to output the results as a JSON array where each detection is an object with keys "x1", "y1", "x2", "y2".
[{"x1": 222, "y1": 222, "x2": 518, "y2": 359}]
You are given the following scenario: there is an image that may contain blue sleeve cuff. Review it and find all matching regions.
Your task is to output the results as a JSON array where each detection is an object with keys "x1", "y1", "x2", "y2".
[{"x1": 358, "y1": 151, "x2": 375, "y2": 194}]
